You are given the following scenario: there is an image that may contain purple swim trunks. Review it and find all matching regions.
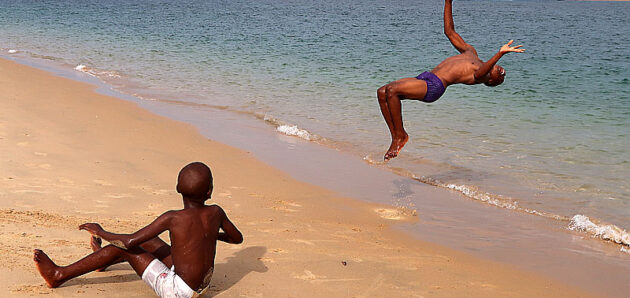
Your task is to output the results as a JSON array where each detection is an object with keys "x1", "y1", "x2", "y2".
[{"x1": 416, "y1": 72, "x2": 445, "y2": 103}]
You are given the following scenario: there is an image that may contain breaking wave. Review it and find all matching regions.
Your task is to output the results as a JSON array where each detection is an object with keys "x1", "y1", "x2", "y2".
[
  {"x1": 263, "y1": 115, "x2": 323, "y2": 142},
  {"x1": 277, "y1": 125, "x2": 312, "y2": 140},
  {"x1": 411, "y1": 174, "x2": 629, "y2": 252},
  {"x1": 569, "y1": 215, "x2": 630, "y2": 250},
  {"x1": 74, "y1": 63, "x2": 121, "y2": 78}
]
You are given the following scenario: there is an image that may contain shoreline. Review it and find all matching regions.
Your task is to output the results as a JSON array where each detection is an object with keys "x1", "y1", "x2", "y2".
[
  {"x1": 0, "y1": 57, "x2": 614, "y2": 296},
  {"x1": 4, "y1": 49, "x2": 628, "y2": 250}
]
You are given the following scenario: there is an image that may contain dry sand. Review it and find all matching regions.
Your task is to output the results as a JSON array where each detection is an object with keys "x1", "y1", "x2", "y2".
[{"x1": 0, "y1": 57, "x2": 592, "y2": 297}]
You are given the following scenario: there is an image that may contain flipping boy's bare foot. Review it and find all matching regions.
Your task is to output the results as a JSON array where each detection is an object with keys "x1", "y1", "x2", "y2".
[
  {"x1": 33, "y1": 249, "x2": 64, "y2": 288},
  {"x1": 384, "y1": 133, "x2": 408, "y2": 160}
]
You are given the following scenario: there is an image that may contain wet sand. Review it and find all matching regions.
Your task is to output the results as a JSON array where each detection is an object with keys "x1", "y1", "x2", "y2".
[{"x1": 0, "y1": 57, "x2": 593, "y2": 297}]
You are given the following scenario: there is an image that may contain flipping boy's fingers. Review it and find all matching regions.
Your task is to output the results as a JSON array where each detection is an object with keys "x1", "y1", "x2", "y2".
[{"x1": 513, "y1": 44, "x2": 524, "y2": 49}]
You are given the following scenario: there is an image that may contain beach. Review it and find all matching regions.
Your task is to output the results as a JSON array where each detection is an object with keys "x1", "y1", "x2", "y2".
[
  {"x1": 1, "y1": 1, "x2": 629, "y2": 295},
  {"x1": 0, "y1": 57, "x2": 595, "y2": 297}
]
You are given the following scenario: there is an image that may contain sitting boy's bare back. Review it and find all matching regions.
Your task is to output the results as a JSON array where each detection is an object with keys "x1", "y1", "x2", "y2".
[{"x1": 164, "y1": 205, "x2": 239, "y2": 290}]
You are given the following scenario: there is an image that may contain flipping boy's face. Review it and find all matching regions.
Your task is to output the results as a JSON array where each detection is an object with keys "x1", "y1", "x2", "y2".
[{"x1": 485, "y1": 65, "x2": 506, "y2": 87}]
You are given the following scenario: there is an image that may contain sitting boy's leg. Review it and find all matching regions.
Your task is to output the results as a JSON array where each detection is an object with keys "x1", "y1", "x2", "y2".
[
  {"x1": 90, "y1": 236, "x2": 172, "y2": 271},
  {"x1": 138, "y1": 237, "x2": 172, "y2": 267},
  {"x1": 34, "y1": 244, "x2": 155, "y2": 288}
]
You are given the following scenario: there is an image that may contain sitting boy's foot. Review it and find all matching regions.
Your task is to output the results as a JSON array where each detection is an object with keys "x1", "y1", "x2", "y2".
[
  {"x1": 33, "y1": 249, "x2": 64, "y2": 288},
  {"x1": 89, "y1": 236, "x2": 107, "y2": 272},
  {"x1": 90, "y1": 236, "x2": 102, "y2": 252}
]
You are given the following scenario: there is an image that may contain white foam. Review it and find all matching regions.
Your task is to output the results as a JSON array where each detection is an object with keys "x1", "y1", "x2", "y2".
[
  {"x1": 568, "y1": 214, "x2": 630, "y2": 247},
  {"x1": 277, "y1": 125, "x2": 312, "y2": 141},
  {"x1": 7, "y1": 49, "x2": 17, "y2": 54},
  {"x1": 74, "y1": 64, "x2": 89, "y2": 72},
  {"x1": 442, "y1": 181, "x2": 518, "y2": 210},
  {"x1": 263, "y1": 114, "x2": 279, "y2": 125},
  {"x1": 73, "y1": 64, "x2": 120, "y2": 79}
]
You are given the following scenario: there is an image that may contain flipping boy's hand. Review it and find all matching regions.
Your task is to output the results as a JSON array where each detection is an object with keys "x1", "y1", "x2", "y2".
[
  {"x1": 79, "y1": 223, "x2": 104, "y2": 236},
  {"x1": 500, "y1": 40, "x2": 525, "y2": 54}
]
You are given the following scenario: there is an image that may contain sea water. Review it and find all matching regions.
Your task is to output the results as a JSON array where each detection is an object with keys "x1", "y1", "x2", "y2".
[{"x1": 1, "y1": 0, "x2": 628, "y2": 246}]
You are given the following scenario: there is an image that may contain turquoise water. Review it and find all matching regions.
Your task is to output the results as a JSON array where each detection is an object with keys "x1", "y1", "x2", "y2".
[{"x1": 1, "y1": 1, "x2": 629, "y2": 239}]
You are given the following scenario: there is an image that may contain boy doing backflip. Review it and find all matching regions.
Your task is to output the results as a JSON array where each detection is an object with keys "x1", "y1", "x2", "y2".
[
  {"x1": 378, "y1": 0, "x2": 525, "y2": 160},
  {"x1": 34, "y1": 162, "x2": 243, "y2": 297}
]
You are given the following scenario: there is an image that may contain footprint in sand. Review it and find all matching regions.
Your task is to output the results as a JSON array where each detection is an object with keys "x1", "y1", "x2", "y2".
[
  {"x1": 93, "y1": 179, "x2": 112, "y2": 186},
  {"x1": 38, "y1": 164, "x2": 52, "y2": 169},
  {"x1": 374, "y1": 208, "x2": 403, "y2": 220},
  {"x1": 16, "y1": 141, "x2": 29, "y2": 147},
  {"x1": 469, "y1": 281, "x2": 498, "y2": 289},
  {"x1": 151, "y1": 189, "x2": 170, "y2": 195},
  {"x1": 147, "y1": 203, "x2": 162, "y2": 210},
  {"x1": 282, "y1": 201, "x2": 302, "y2": 208},
  {"x1": 104, "y1": 193, "x2": 132, "y2": 199},
  {"x1": 293, "y1": 270, "x2": 363, "y2": 284},
  {"x1": 290, "y1": 239, "x2": 315, "y2": 246},
  {"x1": 133, "y1": 210, "x2": 159, "y2": 217},
  {"x1": 95, "y1": 199, "x2": 110, "y2": 209},
  {"x1": 217, "y1": 191, "x2": 232, "y2": 199},
  {"x1": 272, "y1": 200, "x2": 302, "y2": 213},
  {"x1": 33, "y1": 152, "x2": 48, "y2": 157},
  {"x1": 257, "y1": 257, "x2": 275, "y2": 263},
  {"x1": 58, "y1": 178, "x2": 74, "y2": 185},
  {"x1": 294, "y1": 270, "x2": 326, "y2": 281},
  {"x1": 10, "y1": 284, "x2": 52, "y2": 295},
  {"x1": 59, "y1": 195, "x2": 74, "y2": 202},
  {"x1": 11, "y1": 187, "x2": 48, "y2": 194}
]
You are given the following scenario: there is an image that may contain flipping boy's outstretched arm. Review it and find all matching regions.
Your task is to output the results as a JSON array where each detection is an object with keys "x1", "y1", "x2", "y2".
[
  {"x1": 444, "y1": 0, "x2": 476, "y2": 54},
  {"x1": 473, "y1": 40, "x2": 526, "y2": 81},
  {"x1": 80, "y1": 211, "x2": 174, "y2": 249}
]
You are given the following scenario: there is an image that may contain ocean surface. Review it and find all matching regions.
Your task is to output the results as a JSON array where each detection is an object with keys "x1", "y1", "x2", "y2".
[{"x1": 1, "y1": 0, "x2": 629, "y2": 247}]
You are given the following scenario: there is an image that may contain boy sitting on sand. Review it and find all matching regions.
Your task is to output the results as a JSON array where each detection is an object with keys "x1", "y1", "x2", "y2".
[{"x1": 34, "y1": 162, "x2": 243, "y2": 297}]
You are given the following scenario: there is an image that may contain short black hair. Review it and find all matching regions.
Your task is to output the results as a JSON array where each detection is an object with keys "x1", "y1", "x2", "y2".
[{"x1": 176, "y1": 162, "x2": 213, "y2": 198}]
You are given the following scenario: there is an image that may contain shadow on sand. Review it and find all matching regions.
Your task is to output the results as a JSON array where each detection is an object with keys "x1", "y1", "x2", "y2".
[
  {"x1": 207, "y1": 246, "x2": 269, "y2": 296},
  {"x1": 58, "y1": 247, "x2": 268, "y2": 296}
]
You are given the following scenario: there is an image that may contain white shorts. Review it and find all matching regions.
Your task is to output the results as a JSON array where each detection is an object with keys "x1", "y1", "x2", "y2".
[{"x1": 142, "y1": 259, "x2": 195, "y2": 298}]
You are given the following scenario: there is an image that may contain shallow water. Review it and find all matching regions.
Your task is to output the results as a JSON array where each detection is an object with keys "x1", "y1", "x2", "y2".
[{"x1": 1, "y1": 0, "x2": 628, "y2": 244}]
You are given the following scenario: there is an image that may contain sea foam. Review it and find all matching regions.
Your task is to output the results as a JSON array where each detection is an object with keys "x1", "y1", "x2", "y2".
[
  {"x1": 74, "y1": 64, "x2": 120, "y2": 78},
  {"x1": 7, "y1": 49, "x2": 17, "y2": 54},
  {"x1": 569, "y1": 215, "x2": 630, "y2": 248},
  {"x1": 277, "y1": 125, "x2": 312, "y2": 141},
  {"x1": 263, "y1": 114, "x2": 318, "y2": 142},
  {"x1": 74, "y1": 64, "x2": 89, "y2": 71}
]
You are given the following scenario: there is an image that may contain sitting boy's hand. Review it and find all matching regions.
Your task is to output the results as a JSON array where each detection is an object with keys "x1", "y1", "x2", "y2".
[{"x1": 79, "y1": 223, "x2": 104, "y2": 236}]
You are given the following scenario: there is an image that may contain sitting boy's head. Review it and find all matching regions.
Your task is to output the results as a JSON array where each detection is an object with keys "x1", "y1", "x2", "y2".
[{"x1": 176, "y1": 162, "x2": 213, "y2": 201}]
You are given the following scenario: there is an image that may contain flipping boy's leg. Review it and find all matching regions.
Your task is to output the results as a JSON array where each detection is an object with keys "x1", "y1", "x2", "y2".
[
  {"x1": 34, "y1": 244, "x2": 155, "y2": 288},
  {"x1": 379, "y1": 78, "x2": 427, "y2": 160},
  {"x1": 377, "y1": 85, "x2": 396, "y2": 137}
]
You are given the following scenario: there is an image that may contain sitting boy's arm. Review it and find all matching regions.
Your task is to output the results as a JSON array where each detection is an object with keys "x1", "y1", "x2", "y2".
[
  {"x1": 80, "y1": 211, "x2": 173, "y2": 249},
  {"x1": 217, "y1": 207, "x2": 243, "y2": 244}
]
